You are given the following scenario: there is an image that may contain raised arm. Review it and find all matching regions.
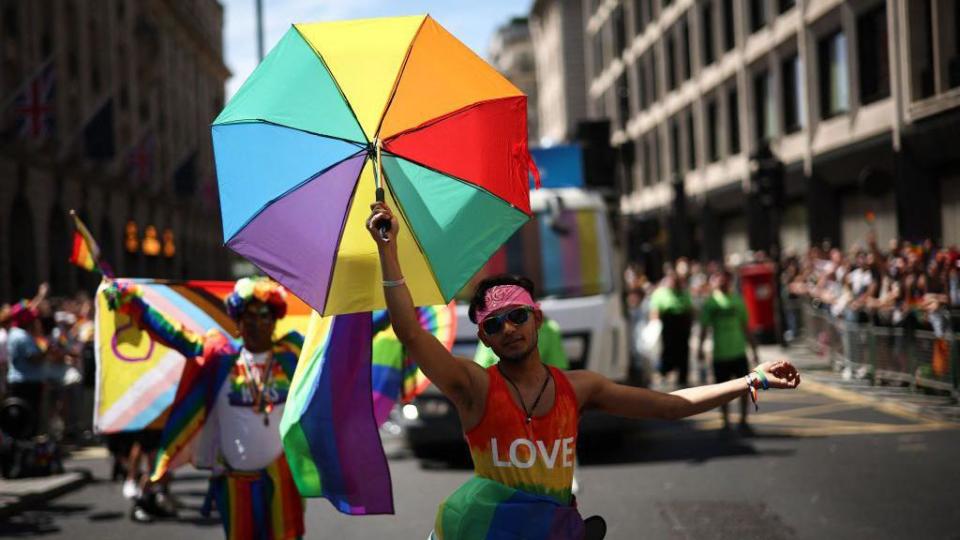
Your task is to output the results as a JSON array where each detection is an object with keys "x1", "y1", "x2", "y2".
[
  {"x1": 105, "y1": 281, "x2": 205, "y2": 359},
  {"x1": 570, "y1": 359, "x2": 800, "y2": 420},
  {"x1": 366, "y1": 202, "x2": 485, "y2": 409}
]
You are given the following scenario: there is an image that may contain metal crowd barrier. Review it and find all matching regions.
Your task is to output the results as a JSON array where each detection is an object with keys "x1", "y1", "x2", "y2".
[{"x1": 798, "y1": 303, "x2": 959, "y2": 396}]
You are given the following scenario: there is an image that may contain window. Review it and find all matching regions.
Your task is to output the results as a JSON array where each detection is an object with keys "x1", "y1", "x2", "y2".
[
  {"x1": 779, "y1": 0, "x2": 796, "y2": 14},
  {"x1": 634, "y1": 0, "x2": 649, "y2": 35},
  {"x1": 592, "y1": 29, "x2": 605, "y2": 78},
  {"x1": 635, "y1": 0, "x2": 655, "y2": 33},
  {"x1": 680, "y1": 18, "x2": 692, "y2": 81},
  {"x1": 613, "y1": 3, "x2": 627, "y2": 55},
  {"x1": 686, "y1": 108, "x2": 696, "y2": 171},
  {"x1": 909, "y1": 0, "x2": 934, "y2": 99},
  {"x1": 643, "y1": 135, "x2": 654, "y2": 185},
  {"x1": 753, "y1": 70, "x2": 775, "y2": 141},
  {"x1": 650, "y1": 51, "x2": 660, "y2": 101},
  {"x1": 818, "y1": 30, "x2": 849, "y2": 118},
  {"x1": 857, "y1": 5, "x2": 890, "y2": 104},
  {"x1": 749, "y1": 0, "x2": 766, "y2": 33},
  {"x1": 3, "y1": 4, "x2": 18, "y2": 39},
  {"x1": 652, "y1": 130, "x2": 662, "y2": 182},
  {"x1": 727, "y1": 85, "x2": 741, "y2": 155},
  {"x1": 616, "y1": 72, "x2": 631, "y2": 129},
  {"x1": 606, "y1": 87, "x2": 616, "y2": 122},
  {"x1": 782, "y1": 54, "x2": 804, "y2": 133},
  {"x1": 635, "y1": 58, "x2": 647, "y2": 112},
  {"x1": 701, "y1": 1, "x2": 716, "y2": 67},
  {"x1": 951, "y1": 1, "x2": 960, "y2": 88},
  {"x1": 722, "y1": 0, "x2": 736, "y2": 52},
  {"x1": 706, "y1": 99, "x2": 719, "y2": 162},
  {"x1": 670, "y1": 117, "x2": 681, "y2": 176},
  {"x1": 666, "y1": 33, "x2": 677, "y2": 90}
]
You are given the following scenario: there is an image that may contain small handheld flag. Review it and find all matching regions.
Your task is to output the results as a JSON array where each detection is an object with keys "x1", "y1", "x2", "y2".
[{"x1": 69, "y1": 210, "x2": 113, "y2": 278}]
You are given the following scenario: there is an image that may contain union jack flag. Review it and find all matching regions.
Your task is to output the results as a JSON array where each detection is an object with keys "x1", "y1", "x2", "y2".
[
  {"x1": 12, "y1": 62, "x2": 56, "y2": 140},
  {"x1": 128, "y1": 132, "x2": 155, "y2": 185}
]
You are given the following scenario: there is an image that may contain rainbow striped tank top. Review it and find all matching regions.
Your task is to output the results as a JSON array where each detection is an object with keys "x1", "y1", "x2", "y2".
[{"x1": 464, "y1": 365, "x2": 579, "y2": 505}]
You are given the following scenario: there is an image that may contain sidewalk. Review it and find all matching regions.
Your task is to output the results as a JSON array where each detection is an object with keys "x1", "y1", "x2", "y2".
[
  {"x1": 759, "y1": 344, "x2": 960, "y2": 424},
  {"x1": 0, "y1": 468, "x2": 92, "y2": 520}
]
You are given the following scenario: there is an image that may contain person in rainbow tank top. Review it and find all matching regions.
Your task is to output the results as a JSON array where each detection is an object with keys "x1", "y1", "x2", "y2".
[
  {"x1": 106, "y1": 277, "x2": 305, "y2": 539},
  {"x1": 366, "y1": 202, "x2": 802, "y2": 540}
]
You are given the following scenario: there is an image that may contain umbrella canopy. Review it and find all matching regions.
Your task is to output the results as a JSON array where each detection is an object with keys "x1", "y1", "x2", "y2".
[{"x1": 213, "y1": 15, "x2": 537, "y2": 316}]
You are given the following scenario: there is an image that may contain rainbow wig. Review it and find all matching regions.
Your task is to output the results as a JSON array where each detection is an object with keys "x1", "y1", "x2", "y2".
[{"x1": 225, "y1": 277, "x2": 288, "y2": 321}]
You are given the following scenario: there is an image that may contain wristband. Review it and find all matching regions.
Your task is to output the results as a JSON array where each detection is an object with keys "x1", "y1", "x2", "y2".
[
  {"x1": 382, "y1": 277, "x2": 405, "y2": 288},
  {"x1": 753, "y1": 368, "x2": 769, "y2": 390},
  {"x1": 743, "y1": 374, "x2": 759, "y2": 411}
]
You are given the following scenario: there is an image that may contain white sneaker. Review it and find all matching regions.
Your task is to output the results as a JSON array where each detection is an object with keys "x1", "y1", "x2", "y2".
[{"x1": 122, "y1": 479, "x2": 141, "y2": 500}]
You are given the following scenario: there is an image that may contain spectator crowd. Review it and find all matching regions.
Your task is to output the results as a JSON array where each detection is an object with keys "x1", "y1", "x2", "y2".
[
  {"x1": 623, "y1": 233, "x2": 960, "y2": 391},
  {"x1": 784, "y1": 234, "x2": 960, "y2": 336},
  {"x1": 0, "y1": 283, "x2": 97, "y2": 444}
]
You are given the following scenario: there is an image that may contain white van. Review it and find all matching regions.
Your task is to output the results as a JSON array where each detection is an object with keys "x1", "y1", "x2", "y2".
[{"x1": 401, "y1": 186, "x2": 630, "y2": 459}]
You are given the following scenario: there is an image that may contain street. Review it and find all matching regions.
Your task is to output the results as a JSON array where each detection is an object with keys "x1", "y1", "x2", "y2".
[{"x1": 3, "y1": 377, "x2": 956, "y2": 540}]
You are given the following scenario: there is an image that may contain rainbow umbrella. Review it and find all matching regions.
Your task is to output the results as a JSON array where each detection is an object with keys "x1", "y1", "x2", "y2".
[{"x1": 213, "y1": 15, "x2": 538, "y2": 315}]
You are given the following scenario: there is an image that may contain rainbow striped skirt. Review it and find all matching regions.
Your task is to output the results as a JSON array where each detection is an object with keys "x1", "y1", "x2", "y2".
[
  {"x1": 209, "y1": 454, "x2": 305, "y2": 540},
  {"x1": 433, "y1": 476, "x2": 586, "y2": 539}
]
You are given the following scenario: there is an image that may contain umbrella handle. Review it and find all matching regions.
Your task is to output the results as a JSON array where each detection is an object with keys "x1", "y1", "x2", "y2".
[{"x1": 374, "y1": 187, "x2": 391, "y2": 242}]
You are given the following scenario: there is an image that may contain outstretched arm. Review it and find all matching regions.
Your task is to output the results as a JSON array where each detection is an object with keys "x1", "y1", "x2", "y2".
[
  {"x1": 367, "y1": 202, "x2": 484, "y2": 409},
  {"x1": 572, "y1": 360, "x2": 801, "y2": 420},
  {"x1": 105, "y1": 281, "x2": 205, "y2": 359}
]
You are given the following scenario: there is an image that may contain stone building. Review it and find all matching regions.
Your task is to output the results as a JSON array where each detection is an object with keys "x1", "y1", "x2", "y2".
[
  {"x1": 490, "y1": 16, "x2": 541, "y2": 142},
  {"x1": 530, "y1": 0, "x2": 590, "y2": 146},
  {"x1": 0, "y1": 0, "x2": 230, "y2": 300},
  {"x1": 584, "y1": 0, "x2": 960, "y2": 262}
]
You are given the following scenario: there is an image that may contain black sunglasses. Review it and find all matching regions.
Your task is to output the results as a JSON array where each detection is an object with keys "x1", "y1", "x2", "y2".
[{"x1": 481, "y1": 306, "x2": 533, "y2": 335}]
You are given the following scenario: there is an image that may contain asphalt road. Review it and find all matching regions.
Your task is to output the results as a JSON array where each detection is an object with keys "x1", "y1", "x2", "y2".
[{"x1": 2, "y1": 382, "x2": 957, "y2": 539}]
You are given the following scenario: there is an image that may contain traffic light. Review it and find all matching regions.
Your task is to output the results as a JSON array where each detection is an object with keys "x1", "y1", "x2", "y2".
[{"x1": 749, "y1": 142, "x2": 784, "y2": 209}]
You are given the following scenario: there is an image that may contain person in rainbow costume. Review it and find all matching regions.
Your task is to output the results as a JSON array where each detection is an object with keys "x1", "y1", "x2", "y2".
[
  {"x1": 107, "y1": 276, "x2": 305, "y2": 539},
  {"x1": 366, "y1": 202, "x2": 802, "y2": 540}
]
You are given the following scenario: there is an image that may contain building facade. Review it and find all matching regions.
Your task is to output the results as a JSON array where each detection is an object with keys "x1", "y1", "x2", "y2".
[
  {"x1": 585, "y1": 0, "x2": 960, "y2": 263},
  {"x1": 0, "y1": 0, "x2": 230, "y2": 300},
  {"x1": 490, "y1": 16, "x2": 540, "y2": 142},
  {"x1": 530, "y1": 0, "x2": 590, "y2": 146}
]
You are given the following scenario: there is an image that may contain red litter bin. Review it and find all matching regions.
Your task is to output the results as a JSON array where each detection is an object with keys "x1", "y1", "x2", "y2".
[{"x1": 738, "y1": 262, "x2": 776, "y2": 341}]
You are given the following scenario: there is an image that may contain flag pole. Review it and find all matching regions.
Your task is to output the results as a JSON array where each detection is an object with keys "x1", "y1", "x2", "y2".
[{"x1": 69, "y1": 209, "x2": 114, "y2": 279}]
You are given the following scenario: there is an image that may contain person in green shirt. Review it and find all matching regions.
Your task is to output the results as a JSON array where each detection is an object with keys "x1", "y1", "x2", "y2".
[
  {"x1": 697, "y1": 269, "x2": 759, "y2": 433},
  {"x1": 473, "y1": 316, "x2": 569, "y2": 369},
  {"x1": 649, "y1": 269, "x2": 694, "y2": 387}
]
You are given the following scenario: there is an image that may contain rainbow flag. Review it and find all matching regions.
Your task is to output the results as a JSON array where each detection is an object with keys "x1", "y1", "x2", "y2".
[
  {"x1": 69, "y1": 211, "x2": 112, "y2": 276},
  {"x1": 434, "y1": 477, "x2": 585, "y2": 540},
  {"x1": 94, "y1": 279, "x2": 310, "y2": 433},
  {"x1": 280, "y1": 311, "x2": 393, "y2": 515},
  {"x1": 370, "y1": 303, "x2": 456, "y2": 425}
]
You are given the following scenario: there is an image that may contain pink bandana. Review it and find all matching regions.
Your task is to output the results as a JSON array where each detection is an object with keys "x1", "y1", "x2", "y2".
[{"x1": 476, "y1": 285, "x2": 536, "y2": 323}]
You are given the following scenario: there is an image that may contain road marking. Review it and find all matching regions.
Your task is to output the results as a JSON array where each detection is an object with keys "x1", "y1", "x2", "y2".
[{"x1": 796, "y1": 378, "x2": 954, "y2": 424}]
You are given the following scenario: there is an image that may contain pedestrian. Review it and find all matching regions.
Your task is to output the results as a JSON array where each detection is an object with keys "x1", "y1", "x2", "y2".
[
  {"x1": 649, "y1": 267, "x2": 695, "y2": 387},
  {"x1": 366, "y1": 202, "x2": 801, "y2": 539},
  {"x1": 106, "y1": 276, "x2": 305, "y2": 538},
  {"x1": 696, "y1": 269, "x2": 759, "y2": 434},
  {"x1": 5, "y1": 300, "x2": 58, "y2": 435}
]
